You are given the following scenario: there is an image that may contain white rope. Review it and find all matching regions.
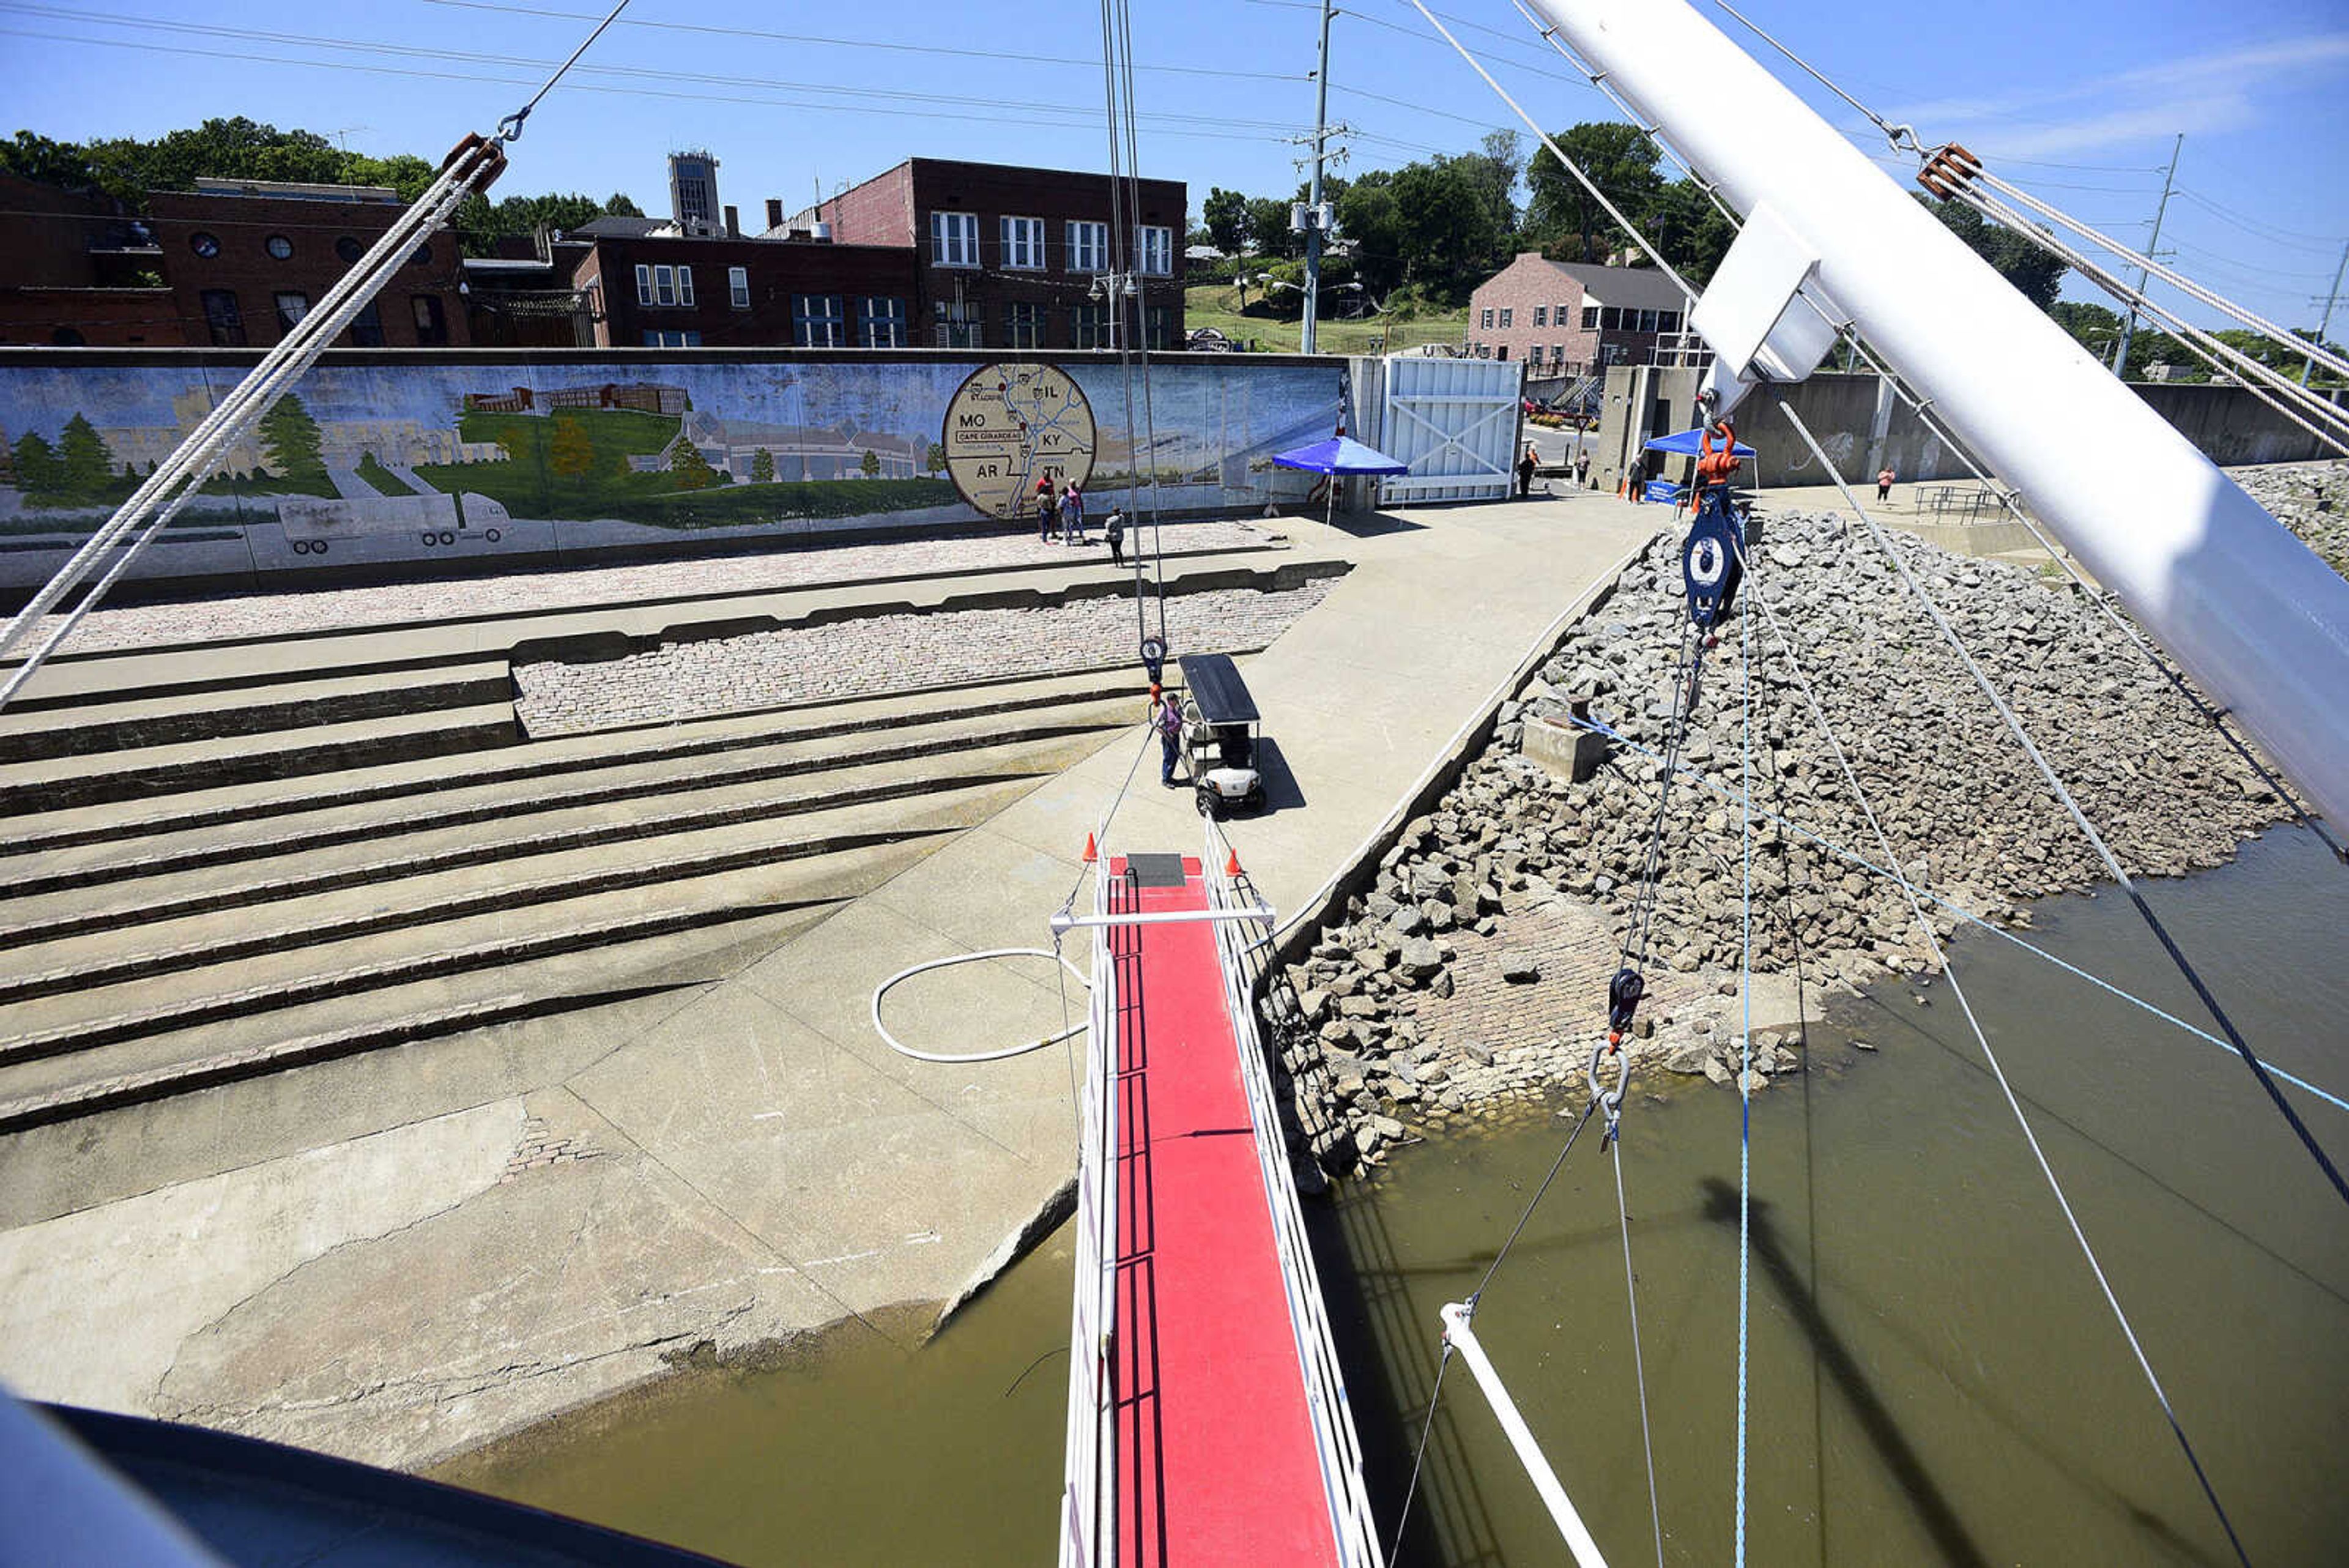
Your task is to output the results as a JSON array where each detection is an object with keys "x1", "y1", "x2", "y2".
[
  {"x1": 0, "y1": 154, "x2": 482, "y2": 682},
  {"x1": 1612, "y1": 1133, "x2": 1665, "y2": 1568},
  {"x1": 1948, "y1": 187, "x2": 2349, "y2": 453},
  {"x1": 1718, "y1": 516, "x2": 2254, "y2": 1565},
  {"x1": 1976, "y1": 169, "x2": 2349, "y2": 385},
  {"x1": 870, "y1": 948, "x2": 1092, "y2": 1064},
  {"x1": 1403, "y1": 0, "x2": 1699, "y2": 306},
  {"x1": 0, "y1": 166, "x2": 494, "y2": 710},
  {"x1": 1780, "y1": 403, "x2": 2349, "y2": 1214}
]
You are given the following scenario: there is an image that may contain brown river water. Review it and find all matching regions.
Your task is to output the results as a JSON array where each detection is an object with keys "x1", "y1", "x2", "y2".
[{"x1": 434, "y1": 823, "x2": 2349, "y2": 1566}]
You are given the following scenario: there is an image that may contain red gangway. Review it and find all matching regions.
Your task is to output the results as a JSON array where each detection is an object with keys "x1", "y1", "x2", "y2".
[{"x1": 1058, "y1": 836, "x2": 1382, "y2": 1568}]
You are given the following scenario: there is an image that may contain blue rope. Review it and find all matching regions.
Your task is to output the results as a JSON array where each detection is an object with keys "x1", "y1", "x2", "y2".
[
  {"x1": 1571, "y1": 713, "x2": 2349, "y2": 1118},
  {"x1": 1734, "y1": 573, "x2": 1754, "y2": 1567}
]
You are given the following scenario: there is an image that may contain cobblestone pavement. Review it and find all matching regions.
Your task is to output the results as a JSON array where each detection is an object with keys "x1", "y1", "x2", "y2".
[
  {"x1": 29, "y1": 519, "x2": 1280, "y2": 655},
  {"x1": 514, "y1": 580, "x2": 1339, "y2": 737}
]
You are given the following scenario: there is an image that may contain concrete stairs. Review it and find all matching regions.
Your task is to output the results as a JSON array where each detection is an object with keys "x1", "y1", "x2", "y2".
[{"x1": 0, "y1": 660, "x2": 1141, "y2": 1132}]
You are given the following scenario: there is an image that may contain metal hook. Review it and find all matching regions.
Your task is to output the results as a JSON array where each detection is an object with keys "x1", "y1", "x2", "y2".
[{"x1": 1586, "y1": 1037, "x2": 1627, "y2": 1142}]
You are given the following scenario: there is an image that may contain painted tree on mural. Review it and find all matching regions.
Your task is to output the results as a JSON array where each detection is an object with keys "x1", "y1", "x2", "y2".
[
  {"x1": 667, "y1": 434, "x2": 715, "y2": 491},
  {"x1": 860, "y1": 449, "x2": 881, "y2": 478},
  {"x1": 58, "y1": 414, "x2": 114, "y2": 497},
  {"x1": 547, "y1": 414, "x2": 596, "y2": 480},
  {"x1": 749, "y1": 447, "x2": 775, "y2": 483},
  {"x1": 925, "y1": 440, "x2": 946, "y2": 476},
  {"x1": 11, "y1": 431, "x2": 63, "y2": 497},
  {"x1": 258, "y1": 393, "x2": 326, "y2": 484}
]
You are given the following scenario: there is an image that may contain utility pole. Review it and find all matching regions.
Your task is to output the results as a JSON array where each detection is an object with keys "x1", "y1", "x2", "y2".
[
  {"x1": 2111, "y1": 133, "x2": 2181, "y2": 380},
  {"x1": 2303, "y1": 239, "x2": 2348, "y2": 386},
  {"x1": 1301, "y1": 0, "x2": 1335, "y2": 356}
]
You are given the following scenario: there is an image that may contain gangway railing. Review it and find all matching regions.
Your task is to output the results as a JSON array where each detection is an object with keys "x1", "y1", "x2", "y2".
[
  {"x1": 1204, "y1": 823, "x2": 1386, "y2": 1568},
  {"x1": 1058, "y1": 861, "x2": 1123, "y2": 1568}
]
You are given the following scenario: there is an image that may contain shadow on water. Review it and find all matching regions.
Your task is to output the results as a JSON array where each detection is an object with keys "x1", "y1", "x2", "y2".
[{"x1": 1698, "y1": 1176, "x2": 1991, "y2": 1568}]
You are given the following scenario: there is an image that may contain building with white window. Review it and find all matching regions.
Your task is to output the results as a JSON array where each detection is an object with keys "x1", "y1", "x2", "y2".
[
  {"x1": 790, "y1": 157, "x2": 1186, "y2": 351},
  {"x1": 1465, "y1": 253, "x2": 1692, "y2": 374}
]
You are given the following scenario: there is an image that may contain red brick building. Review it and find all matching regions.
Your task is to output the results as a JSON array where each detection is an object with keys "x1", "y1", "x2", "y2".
[
  {"x1": 570, "y1": 226, "x2": 918, "y2": 350},
  {"x1": 145, "y1": 178, "x2": 469, "y2": 349},
  {"x1": 1466, "y1": 254, "x2": 1691, "y2": 374},
  {"x1": 792, "y1": 158, "x2": 1186, "y2": 350},
  {"x1": 0, "y1": 173, "x2": 174, "y2": 346}
]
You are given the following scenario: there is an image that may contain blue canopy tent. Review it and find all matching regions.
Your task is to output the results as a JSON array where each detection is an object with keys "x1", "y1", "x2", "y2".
[
  {"x1": 1272, "y1": 434, "x2": 1412, "y2": 525},
  {"x1": 1642, "y1": 427, "x2": 1757, "y2": 456},
  {"x1": 1639, "y1": 426, "x2": 1757, "y2": 505}
]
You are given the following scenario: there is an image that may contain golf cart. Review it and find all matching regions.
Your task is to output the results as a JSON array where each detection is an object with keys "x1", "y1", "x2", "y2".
[{"x1": 1177, "y1": 652, "x2": 1266, "y2": 819}]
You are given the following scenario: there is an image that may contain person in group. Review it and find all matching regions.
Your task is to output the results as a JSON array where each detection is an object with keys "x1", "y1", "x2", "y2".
[
  {"x1": 1061, "y1": 480, "x2": 1085, "y2": 544},
  {"x1": 1154, "y1": 685, "x2": 1184, "y2": 787},
  {"x1": 1518, "y1": 443, "x2": 1539, "y2": 497},
  {"x1": 1575, "y1": 452, "x2": 1590, "y2": 487},
  {"x1": 1876, "y1": 464, "x2": 1895, "y2": 503},
  {"x1": 1035, "y1": 470, "x2": 1057, "y2": 542},
  {"x1": 1104, "y1": 506, "x2": 1126, "y2": 567}
]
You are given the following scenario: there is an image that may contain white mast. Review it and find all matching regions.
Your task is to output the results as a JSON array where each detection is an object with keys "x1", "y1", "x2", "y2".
[{"x1": 1517, "y1": 0, "x2": 2349, "y2": 833}]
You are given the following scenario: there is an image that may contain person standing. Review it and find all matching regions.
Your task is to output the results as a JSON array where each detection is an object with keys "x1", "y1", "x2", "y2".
[
  {"x1": 1518, "y1": 443, "x2": 1538, "y2": 497},
  {"x1": 1036, "y1": 470, "x2": 1057, "y2": 542},
  {"x1": 1876, "y1": 464, "x2": 1895, "y2": 503},
  {"x1": 1154, "y1": 685, "x2": 1184, "y2": 787},
  {"x1": 1104, "y1": 506, "x2": 1126, "y2": 567},
  {"x1": 1061, "y1": 481, "x2": 1085, "y2": 544}
]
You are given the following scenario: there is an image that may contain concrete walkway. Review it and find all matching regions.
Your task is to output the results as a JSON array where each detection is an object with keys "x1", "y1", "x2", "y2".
[{"x1": 0, "y1": 491, "x2": 1659, "y2": 1471}]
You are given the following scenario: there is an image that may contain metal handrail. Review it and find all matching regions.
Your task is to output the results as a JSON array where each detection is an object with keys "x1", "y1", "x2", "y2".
[
  {"x1": 1204, "y1": 822, "x2": 1387, "y2": 1568},
  {"x1": 1058, "y1": 861, "x2": 1120, "y2": 1568}
]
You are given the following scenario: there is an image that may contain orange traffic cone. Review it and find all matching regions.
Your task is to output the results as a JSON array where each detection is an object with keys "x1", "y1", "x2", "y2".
[
  {"x1": 1083, "y1": 832, "x2": 1098, "y2": 864},
  {"x1": 1225, "y1": 847, "x2": 1242, "y2": 878}
]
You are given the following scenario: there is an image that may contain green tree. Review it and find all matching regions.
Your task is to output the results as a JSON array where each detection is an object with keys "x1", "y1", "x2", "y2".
[
  {"x1": 257, "y1": 393, "x2": 326, "y2": 485},
  {"x1": 1203, "y1": 187, "x2": 1249, "y2": 255},
  {"x1": 604, "y1": 191, "x2": 644, "y2": 218},
  {"x1": 749, "y1": 447, "x2": 776, "y2": 483},
  {"x1": 1525, "y1": 123, "x2": 1661, "y2": 262},
  {"x1": 859, "y1": 448, "x2": 881, "y2": 478},
  {"x1": 58, "y1": 413, "x2": 114, "y2": 497},
  {"x1": 547, "y1": 414, "x2": 595, "y2": 480},
  {"x1": 924, "y1": 440, "x2": 947, "y2": 475},
  {"x1": 12, "y1": 431, "x2": 64, "y2": 497},
  {"x1": 2050, "y1": 301, "x2": 2123, "y2": 361},
  {"x1": 1245, "y1": 195, "x2": 1297, "y2": 259},
  {"x1": 1337, "y1": 173, "x2": 1406, "y2": 295},
  {"x1": 1918, "y1": 195, "x2": 2067, "y2": 311},
  {"x1": 1647, "y1": 177, "x2": 1734, "y2": 287},
  {"x1": 667, "y1": 434, "x2": 714, "y2": 490},
  {"x1": 0, "y1": 130, "x2": 100, "y2": 190},
  {"x1": 1390, "y1": 155, "x2": 1503, "y2": 294}
]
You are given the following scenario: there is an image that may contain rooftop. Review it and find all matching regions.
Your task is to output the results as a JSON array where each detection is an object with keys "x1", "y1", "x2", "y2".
[{"x1": 188, "y1": 177, "x2": 401, "y2": 204}]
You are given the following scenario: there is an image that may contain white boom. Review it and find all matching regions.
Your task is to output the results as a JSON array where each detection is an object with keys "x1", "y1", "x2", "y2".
[{"x1": 1519, "y1": 0, "x2": 2349, "y2": 833}]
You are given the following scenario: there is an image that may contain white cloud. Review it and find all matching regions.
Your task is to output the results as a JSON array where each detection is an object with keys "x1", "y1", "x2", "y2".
[{"x1": 1889, "y1": 31, "x2": 2349, "y2": 156}]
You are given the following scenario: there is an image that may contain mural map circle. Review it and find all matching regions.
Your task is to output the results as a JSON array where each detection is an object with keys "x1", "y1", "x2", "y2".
[{"x1": 942, "y1": 362, "x2": 1096, "y2": 521}]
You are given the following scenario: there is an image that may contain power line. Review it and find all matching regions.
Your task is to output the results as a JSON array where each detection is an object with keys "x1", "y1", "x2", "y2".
[
  {"x1": 0, "y1": 6, "x2": 1306, "y2": 135},
  {"x1": 0, "y1": 28, "x2": 1303, "y2": 150},
  {"x1": 414, "y1": 0, "x2": 1304, "y2": 84},
  {"x1": 2172, "y1": 188, "x2": 2348, "y2": 254}
]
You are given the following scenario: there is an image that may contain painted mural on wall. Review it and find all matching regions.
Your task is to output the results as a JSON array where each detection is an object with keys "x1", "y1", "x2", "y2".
[{"x1": 0, "y1": 354, "x2": 1343, "y2": 590}]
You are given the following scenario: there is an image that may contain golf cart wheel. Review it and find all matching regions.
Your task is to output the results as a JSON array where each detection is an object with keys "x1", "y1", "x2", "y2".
[
  {"x1": 1245, "y1": 786, "x2": 1266, "y2": 813},
  {"x1": 1195, "y1": 785, "x2": 1219, "y2": 819}
]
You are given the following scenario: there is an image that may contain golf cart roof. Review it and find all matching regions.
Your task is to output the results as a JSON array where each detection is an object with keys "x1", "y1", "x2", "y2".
[{"x1": 1178, "y1": 652, "x2": 1260, "y2": 724}]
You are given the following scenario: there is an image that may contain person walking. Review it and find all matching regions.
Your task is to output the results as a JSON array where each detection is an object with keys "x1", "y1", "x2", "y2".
[
  {"x1": 1876, "y1": 464, "x2": 1895, "y2": 503},
  {"x1": 1518, "y1": 443, "x2": 1538, "y2": 497},
  {"x1": 1154, "y1": 685, "x2": 1184, "y2": 787},
  {"x1": 1035, "y1": 470, "x2": 1057, "y2": 542},
  {"x1": 1061, "y1": 481, "x2": 1085, "y2": 544},
  {"x1": 1104, "y1": 506, "x2": 1126, "y2": 567}
]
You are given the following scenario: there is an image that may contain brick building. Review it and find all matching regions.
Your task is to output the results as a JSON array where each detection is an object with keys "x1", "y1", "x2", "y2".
[
  {"x1": 144, "y1": 177, "x2": 469, "y2": 349},
  {"x1": 1466, "y1": 254, "x2": 1691, "y2": 374},
  {"x1": 572, "y1": 229, "x2": 918, "y2": 350},
  {"x1": 0, "y1": 173, "x2": 174, "y2": 346},
  {"x1": 790, "y1": 158, "x2": 1186, "y2": 350}
]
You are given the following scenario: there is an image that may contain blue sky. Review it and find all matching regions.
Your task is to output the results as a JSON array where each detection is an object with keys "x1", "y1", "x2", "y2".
[{"x1": 5, "y1": 0, "x2": 2345, "y2": 335}]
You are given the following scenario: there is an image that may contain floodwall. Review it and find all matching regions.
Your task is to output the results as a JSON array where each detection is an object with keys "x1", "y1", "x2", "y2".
[{"x1": 0, "y1": 347, "x2": 1350, "y2": 601}]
